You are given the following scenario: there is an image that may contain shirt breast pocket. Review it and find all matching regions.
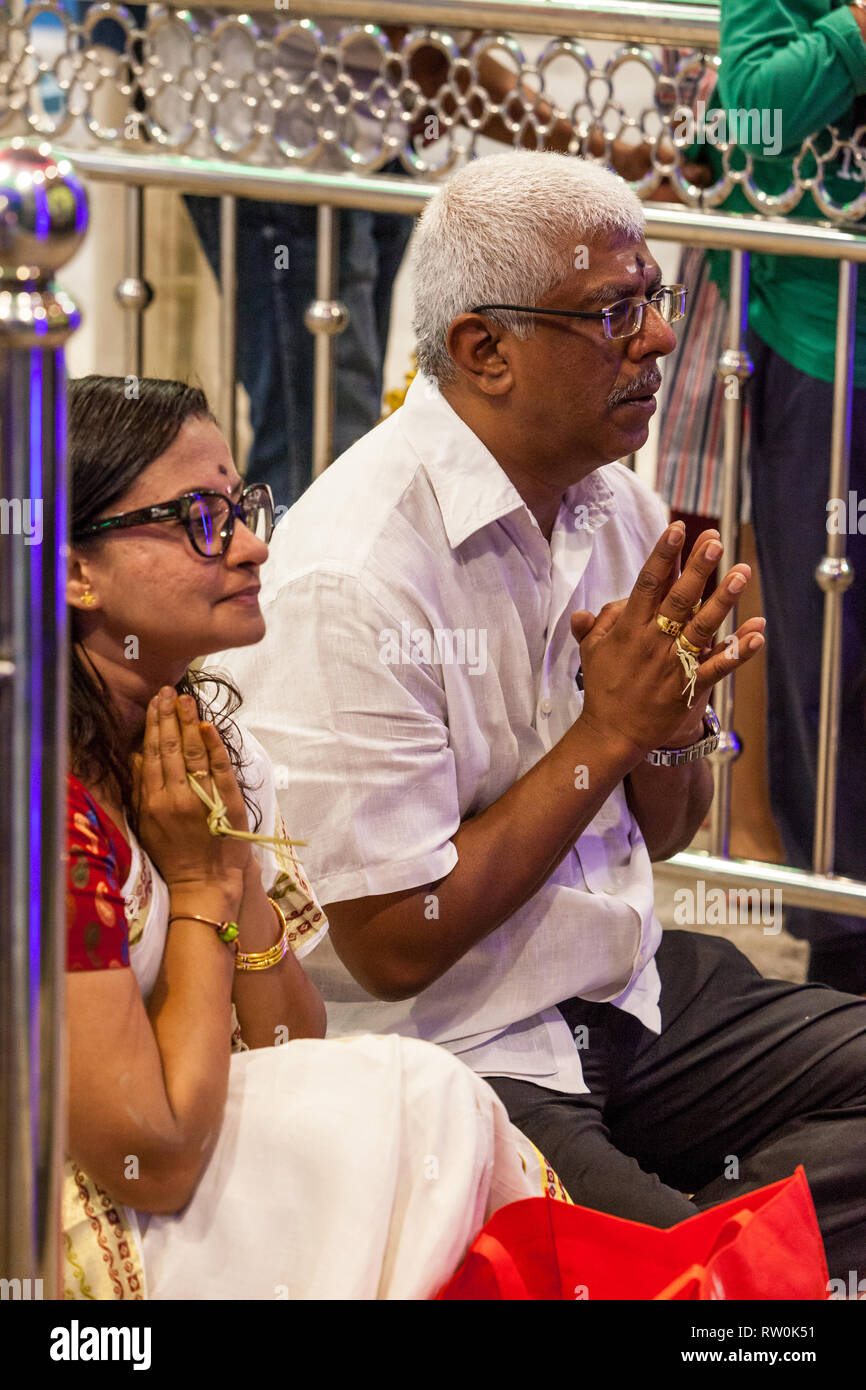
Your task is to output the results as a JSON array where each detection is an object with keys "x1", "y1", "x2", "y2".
[{"x1": 573, "y1": 784, "x2": 635, "y2": 895}]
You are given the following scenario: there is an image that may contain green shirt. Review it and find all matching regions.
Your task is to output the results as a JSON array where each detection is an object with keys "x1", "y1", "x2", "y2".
[{"x1": 702, "y1": 0, "x2": 866, "y2": 385}]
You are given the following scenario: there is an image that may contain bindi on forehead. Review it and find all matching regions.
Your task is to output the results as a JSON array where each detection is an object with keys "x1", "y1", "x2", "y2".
[
  {"x1": 215, "y1": 462, "x2": 241, "y2": 496},
  {"x1": 555, "y1": 236, "x2": 654, "y2": 300},
  {"x1": 170, "y1": 436, "x2": 240, "y2": 495},
  {"x1": 136, "y1": 460, "x2": 242, "y2": 508},
  {"x1": 601, "y1": 246, "x2": 651, "y2": 278},
  {"x1": 576, "y1": 252, "x2": 661, "y2": 310}
]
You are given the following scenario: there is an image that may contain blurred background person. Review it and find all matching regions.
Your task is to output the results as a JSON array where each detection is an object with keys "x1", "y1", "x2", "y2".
[
  {"x1": 653, "y1": 25, "x2": 782, "y2": 869},
  {"x1": 656, "y1": 0, "x2": 866, "y2": 990}
]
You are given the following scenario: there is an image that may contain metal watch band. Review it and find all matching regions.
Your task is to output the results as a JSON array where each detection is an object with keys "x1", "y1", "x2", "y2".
[{"x1": 644, "y1": 707, "x2": 721, "y2": 767}]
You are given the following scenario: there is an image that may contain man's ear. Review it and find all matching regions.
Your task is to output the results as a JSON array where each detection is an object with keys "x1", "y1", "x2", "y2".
[{"x1": 445, "y1": 312, "x2": 514, "y2": 397}]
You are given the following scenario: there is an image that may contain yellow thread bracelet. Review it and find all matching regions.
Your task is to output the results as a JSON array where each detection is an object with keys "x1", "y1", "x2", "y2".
[{"x1": 185, "y1": 772, "x2": 306, "y2": 850}]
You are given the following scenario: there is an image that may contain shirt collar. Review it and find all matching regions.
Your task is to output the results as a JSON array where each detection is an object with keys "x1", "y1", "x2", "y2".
[
  {"x1": 561, "y1": 469, "x2": 618, "y2": 538},
  {"x1": 398, "y1": 373, "x2": 618, "y2": 550}
]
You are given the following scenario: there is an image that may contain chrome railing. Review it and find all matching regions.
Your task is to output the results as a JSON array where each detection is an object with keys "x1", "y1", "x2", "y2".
[
  {"x1": 4, "y1": 2, "x2": 866, "y2": 218},
  {"x1": 0, "y1": 142, "x2": 87, "y2": 1299}
]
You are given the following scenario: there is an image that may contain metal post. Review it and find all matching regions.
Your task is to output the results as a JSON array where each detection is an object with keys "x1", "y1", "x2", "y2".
[
  {"x1": 813, "y1": 261, "x2": 857, "y2": 875},
  {"x1": 219, "y1": 194, "x2": 238, "y2": 460},
  {"x1": 114, "y1": 183, "x2": 152, "y2": 379},
  {"x1": 0, "y1": 140, "x2": 87, "y2": 1300},
  {"x1": 305, "y1": 204, "x2": 347, "y2": 479},
  {"x1": 709, "y1": 248, "x2": 751, "y2": 857}
]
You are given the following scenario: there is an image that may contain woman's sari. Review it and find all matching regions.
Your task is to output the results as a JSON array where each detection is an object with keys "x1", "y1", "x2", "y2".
[{"x1": 64, "y1": 728, "x2": 566, "y2": 1300}]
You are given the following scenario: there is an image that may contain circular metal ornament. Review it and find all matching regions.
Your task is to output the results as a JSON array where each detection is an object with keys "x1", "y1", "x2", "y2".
[{"x1": 303, "y1": 298, "x2": 348, "y2": 335}]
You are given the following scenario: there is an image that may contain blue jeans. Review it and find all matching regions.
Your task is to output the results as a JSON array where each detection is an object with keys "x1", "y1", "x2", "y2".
[
  {"x1": 748, "y1": 328, "x2": 866, "y2": 989},
  {"x1": 184, "y1": 189, "x2": 413, "y2": 510}
]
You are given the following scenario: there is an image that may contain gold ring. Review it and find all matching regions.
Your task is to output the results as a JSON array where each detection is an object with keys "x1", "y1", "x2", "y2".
[
  {"x1": 190, "y1": 769, "x2": 209, "y2": 780},
  {"x1": 676, "y1": 632, "x2": 702, "y2": 656},
  {"x1": 656, "y1": 614, "x2": 683, "y2": 638},
  {"x1": 692, "y1": 601, "x2": 702, "y2": 617}
]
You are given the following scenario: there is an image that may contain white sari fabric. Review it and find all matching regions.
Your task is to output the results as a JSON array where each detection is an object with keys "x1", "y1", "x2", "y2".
[
  {"x1": 92, "y1": 727, "x2": 551, "y2": 1300},
  {"x1": 139, "y1": 1033, "x2": 548, "y2": 1300}
]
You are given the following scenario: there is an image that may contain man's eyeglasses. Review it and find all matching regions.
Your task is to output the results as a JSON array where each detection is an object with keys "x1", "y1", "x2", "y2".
[
  {"x1": 470, "y1": 284, "x2": 688, "y2": 341},
  {"x1": 73, "y1": 482, "x2": 275, "y2": 558}
]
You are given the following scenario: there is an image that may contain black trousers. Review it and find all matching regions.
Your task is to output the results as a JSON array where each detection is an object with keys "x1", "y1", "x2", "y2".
[{"x1": 485, "y1": 930, "x2": 866, "y2": 1282}]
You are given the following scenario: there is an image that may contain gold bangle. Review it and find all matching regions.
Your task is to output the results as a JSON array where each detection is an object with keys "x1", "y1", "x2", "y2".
[{"x1": 234, "y1": 897, "x2": 291, "y2": 972}]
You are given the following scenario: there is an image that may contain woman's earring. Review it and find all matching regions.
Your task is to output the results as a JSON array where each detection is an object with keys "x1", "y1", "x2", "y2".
[{"x1": 81, "y1": 587, "x2": 97, "y2": 608}]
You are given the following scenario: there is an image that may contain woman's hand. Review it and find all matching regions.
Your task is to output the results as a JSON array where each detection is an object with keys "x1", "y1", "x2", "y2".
[{"x1": 131, "y1": 686, "x2": 251, "y2": 894}]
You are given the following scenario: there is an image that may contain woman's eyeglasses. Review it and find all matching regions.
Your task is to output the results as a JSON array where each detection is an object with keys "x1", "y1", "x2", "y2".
[
  {"x1": 470, "y1": 284, "x2": 688, "y2": 341},
  {"x1": 73, "y1": 483, "x2": 275, "y2": 558}
]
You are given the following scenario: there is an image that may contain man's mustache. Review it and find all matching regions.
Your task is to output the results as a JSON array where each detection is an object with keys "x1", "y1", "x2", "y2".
[{"x1": 607, "y1": 370, "x2": 662, "y2": 408}]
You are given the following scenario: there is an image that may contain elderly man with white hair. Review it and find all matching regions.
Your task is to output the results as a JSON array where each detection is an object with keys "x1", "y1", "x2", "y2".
[{"x1": 218, "y1": 151, "x2": 866, "y2": 1277}]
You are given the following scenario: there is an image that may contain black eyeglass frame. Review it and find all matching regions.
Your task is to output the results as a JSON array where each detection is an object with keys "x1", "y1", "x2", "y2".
[
  {"x1": 469, "y1": 284, "x2": 688, "y2": 341},
  {"x1": 72, "y1": 482, "x2": 275, "y2": 557}
]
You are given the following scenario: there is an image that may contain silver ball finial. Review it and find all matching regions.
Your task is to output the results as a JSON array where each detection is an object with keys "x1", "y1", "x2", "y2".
[
  {"x1": 304, "y1": 299, "x2": 349, "y2": 336},
  {"x1": 115, "y1": 276, "x2": 155, "y2": 312},
  {"x1": 814, "y1": 555, "x2": 854, "y2": 594},
  {"x1": 0, "y1": 140, "x2": 88, "y2": 280}
]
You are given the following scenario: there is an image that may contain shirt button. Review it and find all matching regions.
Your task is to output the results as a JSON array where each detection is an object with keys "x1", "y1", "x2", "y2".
[{"x1": 539, "y1": 696, "x2": 553, "y2": 717}]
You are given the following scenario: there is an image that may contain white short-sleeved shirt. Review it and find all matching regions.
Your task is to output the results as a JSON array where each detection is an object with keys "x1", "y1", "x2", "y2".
[{"x1": 215, "y1": 373, "x2": 670, "y2": 1093}]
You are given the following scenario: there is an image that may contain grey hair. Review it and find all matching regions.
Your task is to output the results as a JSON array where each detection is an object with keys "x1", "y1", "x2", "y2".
[{"x1": 412, "y1": 151, "x2": 646, "y2": 385}]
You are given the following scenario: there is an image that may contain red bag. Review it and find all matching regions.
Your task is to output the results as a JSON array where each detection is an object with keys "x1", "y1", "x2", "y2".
[{"x1": 437, "y1": 1166, "x2": 829, "y2": 1300}]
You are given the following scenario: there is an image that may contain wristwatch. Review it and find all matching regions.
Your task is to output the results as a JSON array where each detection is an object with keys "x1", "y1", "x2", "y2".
[{"x1": 645, "y1": 707, "x2": 721, "y2": 766}]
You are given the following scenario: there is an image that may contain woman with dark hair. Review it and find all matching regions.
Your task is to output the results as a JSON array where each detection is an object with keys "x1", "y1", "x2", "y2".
[{"x1": 63, "y1": 375, "x2": 557, "y2": 1300}]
